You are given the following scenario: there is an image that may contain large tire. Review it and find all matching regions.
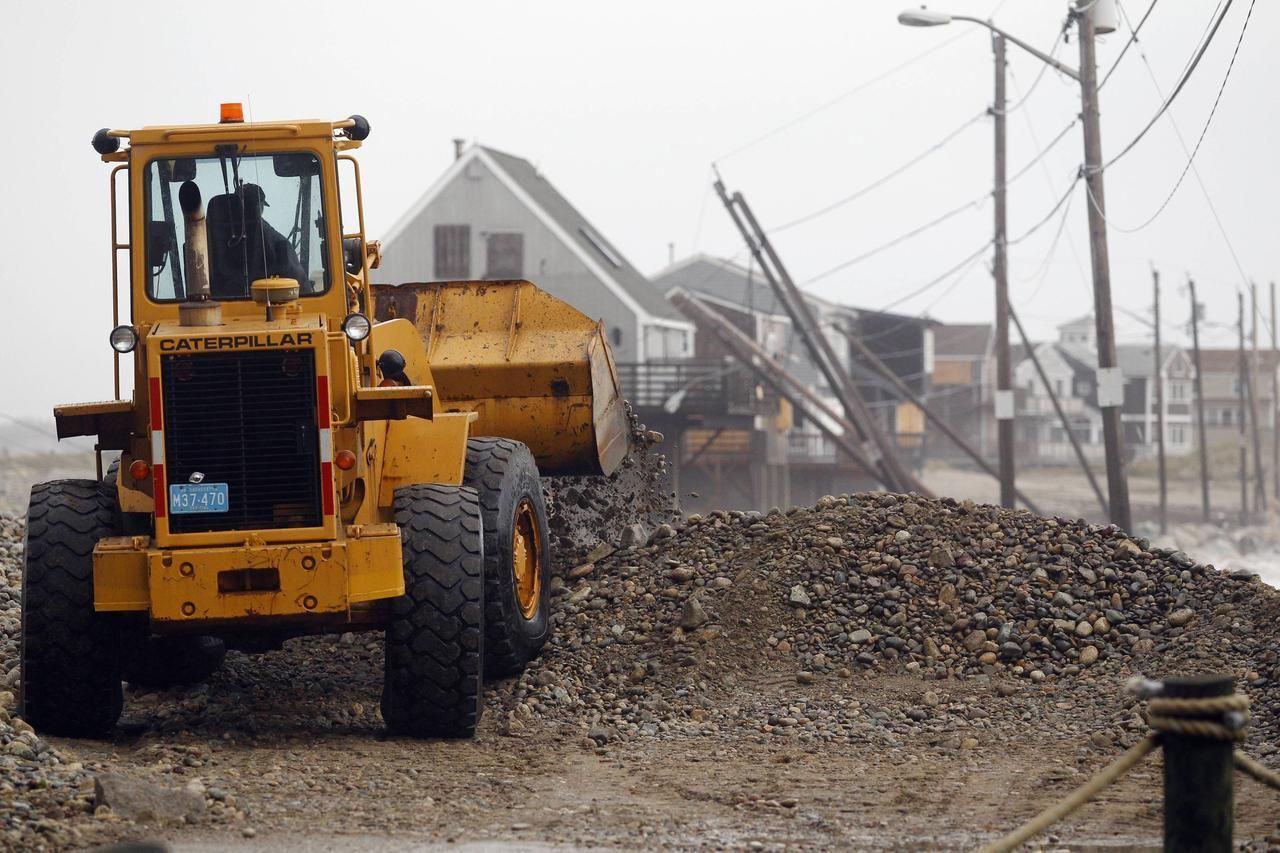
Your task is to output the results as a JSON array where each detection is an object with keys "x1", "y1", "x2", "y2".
[
  {"x1": 464, "y1": 438, "x2": 551, "y2": 678},
  {"x1": 382, "y1": 484, "x2": 484, "y2": 738},
  {"x1": 20, "y1": 480, "x2": 123, "y2": 737}
]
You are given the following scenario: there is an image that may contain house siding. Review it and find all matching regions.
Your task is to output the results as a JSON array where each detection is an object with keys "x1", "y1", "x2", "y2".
[{"x1": 375, "y1": 157, "x2": 645, "y2": 362}]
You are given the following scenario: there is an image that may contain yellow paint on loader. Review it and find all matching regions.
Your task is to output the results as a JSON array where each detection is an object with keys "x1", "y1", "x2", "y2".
[{"x1": 44, "y1": 112, "x2": 628, "y2": 627}]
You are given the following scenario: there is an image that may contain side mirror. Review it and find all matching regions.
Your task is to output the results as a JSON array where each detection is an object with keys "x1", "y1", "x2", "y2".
[
  {"x1": 343, "y1": 237, "x2": 364, "y2": 275},
  {"x1": 147, "y1": 222, "x2": 174, "y2": 269}
]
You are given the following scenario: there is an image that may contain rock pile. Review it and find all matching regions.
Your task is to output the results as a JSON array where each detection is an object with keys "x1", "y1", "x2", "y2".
[{"x1": 499, "y1": 492, "x2": 1280, "y2": 751}]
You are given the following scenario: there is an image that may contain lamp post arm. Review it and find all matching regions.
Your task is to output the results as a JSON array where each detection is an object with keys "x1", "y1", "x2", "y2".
[{"x1": 950, "y1": 14, "x2": 1080, "y2": 80}]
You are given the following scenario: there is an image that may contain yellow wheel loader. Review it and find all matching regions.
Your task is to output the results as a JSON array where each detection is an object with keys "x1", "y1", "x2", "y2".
[{"x1": 20, "y1": 106, "x2": 630, "y2": 739}]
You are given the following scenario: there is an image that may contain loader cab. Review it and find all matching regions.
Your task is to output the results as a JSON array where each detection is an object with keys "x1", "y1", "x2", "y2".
[
  {"x1": 98, "y1": 111, "x2": 375, "y2": 329},
  {"x1": 143, "y1": 152, "x2": 329, "y2": 302}
]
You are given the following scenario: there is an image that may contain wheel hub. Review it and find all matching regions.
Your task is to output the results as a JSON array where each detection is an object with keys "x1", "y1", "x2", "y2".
[{"x1": 512, "y1": 498, "x2": 542, "y2": 620}]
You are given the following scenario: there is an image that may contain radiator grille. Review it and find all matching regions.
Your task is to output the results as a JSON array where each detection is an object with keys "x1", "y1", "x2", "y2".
[{"x1": 161, "y1": 349, "x2": 322, "y2": 533}]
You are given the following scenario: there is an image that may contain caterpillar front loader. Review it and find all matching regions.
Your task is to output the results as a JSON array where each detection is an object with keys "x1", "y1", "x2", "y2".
[{"x1": 21, "y1": 106, "x2": 630, "y2": 739}]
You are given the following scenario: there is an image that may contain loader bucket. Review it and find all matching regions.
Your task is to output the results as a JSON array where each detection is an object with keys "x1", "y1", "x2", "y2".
[{"x1": 372, "y1": 280, "x2": 631, "y2": 477}]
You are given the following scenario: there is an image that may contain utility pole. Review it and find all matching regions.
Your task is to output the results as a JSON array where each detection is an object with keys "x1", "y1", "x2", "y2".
[
  {"x1": 1250, "y1": 282, "x2": 1266, "y2": 512},
  {"x1": 1076, "y1": 6, "x2": 1131, "y2": 531},
  {"x1": 1153, "y1": 268, "x2": 1167, "y2": 534},
  {"x1": 992, "y1": 34, "x2": 1015, "y2": 509},
  {"x1": 1189, "y1": 278, "x2": 1210, "y2": 522},
  {"x1": 1272, "y1": 281, "x2": 1278, "y2": 501},
  {"x1": 1238, "y1": 293, "x2": 1249, "y2": 527}
]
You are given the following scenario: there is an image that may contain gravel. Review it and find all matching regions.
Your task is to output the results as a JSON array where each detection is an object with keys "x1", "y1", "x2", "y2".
[
  {"x1": 497, "y1": 492, "x2": 1280, "y2": 754},
  {"x1": 4, "y1": 481, "x2": 1280, "y2": 848}
]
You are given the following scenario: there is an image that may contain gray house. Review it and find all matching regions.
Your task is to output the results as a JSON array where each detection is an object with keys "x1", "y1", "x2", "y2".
[{"x1": 375, "y1": 143, "x2": 694, "y2": 363}]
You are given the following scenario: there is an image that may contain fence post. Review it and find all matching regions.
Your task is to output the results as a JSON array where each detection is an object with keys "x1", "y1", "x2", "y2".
[{"x1": 1162, "y1": 674, "x2": 1235, "y2": 852}]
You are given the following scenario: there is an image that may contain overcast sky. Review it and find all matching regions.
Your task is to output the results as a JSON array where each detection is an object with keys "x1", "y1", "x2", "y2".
[{"x1": 1, "y1": 0, "x2": 1275, "y2": 420}]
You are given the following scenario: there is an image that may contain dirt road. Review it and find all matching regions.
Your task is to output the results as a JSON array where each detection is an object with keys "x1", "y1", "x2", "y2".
[{"x1": 49, "y1": 643, "x2": 1279, "y2": 852}]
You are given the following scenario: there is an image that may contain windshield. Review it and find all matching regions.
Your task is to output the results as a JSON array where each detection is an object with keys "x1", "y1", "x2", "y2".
[{"x1": 143, "y1": 151, "x2": 330, "y2": 301}]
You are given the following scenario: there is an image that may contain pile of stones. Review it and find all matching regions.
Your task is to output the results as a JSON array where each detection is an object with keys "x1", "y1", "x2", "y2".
[{"x1": 496, "y1": 492, "x2": 1280, "y2": 750}]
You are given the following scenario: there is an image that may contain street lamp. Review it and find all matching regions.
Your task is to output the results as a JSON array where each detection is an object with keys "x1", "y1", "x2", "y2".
[{"x1": 897, "y1": 2, "x2": 1131, "y2": 531}]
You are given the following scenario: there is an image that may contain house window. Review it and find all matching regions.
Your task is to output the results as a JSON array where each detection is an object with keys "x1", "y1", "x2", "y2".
[
  {"x1": 485, "y1": 232, "x2": 524, "y2": 279},
  {"x1": 1170, "y1": 381, "x2": 1186, "y2": 401},
  {"x1": 610, "y1": 326, "x2": 623, "y2": 348},
  {"x1": 433, "y1": 225, "x2": 471, "y2": 279},
  {"x1": 1055, "y1": 379, "x2": 1066, "y2": 397},
  {"x1": 1221, "y1": 408, "x2": 1234, "y2": 426},
  {"x1": 1171, "y1": 425, "x2": 1186, "y2": 444}
]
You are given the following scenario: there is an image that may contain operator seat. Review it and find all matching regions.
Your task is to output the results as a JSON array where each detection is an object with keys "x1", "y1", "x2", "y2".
[{"x1": 206, "y1": 193, "x2": 267, "y2": 298}]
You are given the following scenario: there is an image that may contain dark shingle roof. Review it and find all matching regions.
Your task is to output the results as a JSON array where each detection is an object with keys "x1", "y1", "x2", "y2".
[{"x1": 480, "y1": 147, "x2": 686, "y2": 323}]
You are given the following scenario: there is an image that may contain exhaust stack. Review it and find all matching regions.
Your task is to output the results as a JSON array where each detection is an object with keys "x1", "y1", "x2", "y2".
[{"x1": 177, "y1": 181, "x2": 221, "y2": 327}]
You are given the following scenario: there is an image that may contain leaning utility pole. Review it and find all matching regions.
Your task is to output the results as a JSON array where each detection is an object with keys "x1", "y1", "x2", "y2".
[
  {"x1": 712, "y1": 178, "x2": 925, "y2": 494},
  {"x1": 667, "y1": 288, "x2": 885, "y2": 485},
  {"x1": 1189, "y1": 278, "x2": 1210, "y2": 522},
  {"x1": 1238, "y1": 293, "x2": 1249, "y2": 526},
  {"x1": 1009, "y1": 305, "x2": 1108, "y2": 517},
  {"x1": 991, "y1": 34, "x2": 1015, "y2": 509},
  {"x1": 1076, "y1": 5, "x2": 1131, "y2": 531},
  {"x1": 1153, "y1": 268, "x2": 1167, "y2": 534}
]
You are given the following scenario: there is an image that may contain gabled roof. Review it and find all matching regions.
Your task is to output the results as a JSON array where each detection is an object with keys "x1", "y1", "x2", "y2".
[
  {"x1": 653, "y1": 253, "x2": 929, "y2": 328},
  {"x1": 653, "y1": 255, "x2": 786, "y2": 316},
  {"x1": 381, "y1": 144, "x2": 690, "y2": 327},
  {"x1": 1059, "y1": 313, "x2": 1094, "y2": 330},
  {"x1": 934, "y1": 324, "x2": 991, "y2": 359},
  {"x1": 1115, "y1": 343, "x2": 1187, "y2": 378},
  {"x1": 1196, "y1": 348, "x2": 1280, "y2": 374},
  {"x1": 1054, "y1": 343, "x2": 1097, "y2": 377}
]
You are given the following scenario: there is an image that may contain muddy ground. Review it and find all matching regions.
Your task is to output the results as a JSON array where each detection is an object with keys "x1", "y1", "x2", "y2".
[{"x1": 32, "y1": 651, "x2": 1280, "y2": 851}]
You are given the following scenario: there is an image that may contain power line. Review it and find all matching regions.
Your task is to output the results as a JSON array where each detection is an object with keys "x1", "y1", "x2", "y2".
[
  {"x1": 797, "y1": 124, "x2": 1080, "y2": 287},
  {"x1": 1002, "y1": 17, "x2": 1072, "y2": 113},
  {"x1": 1018, "y1": 187, "x2": 1077, "y2": 303},
  {"x1": 1092, "y1": 0, "x2": 1256, "y2": 234},
  {"x1": 1103, "y1": 0, "x2": 1238, "y2": 171},
  {"x1": 0, "y1": 411, "x2": 58, "y2": 440},
  {"x1": 1008, "y1": 175, "x2": 1082, "y2": 246},
  {"x1": 1003, "y1": 119, "x2": 1078, "y2": 186},
  {"x1": 801, "y1": 195, "x2": 987, "y2": 287},
  {"x1": 1098, "y1": 0, "x2": 1162, "y2": 89},
  {"x1": 714, "y1": 29, "x2": 976, "y2": 163},
  {"x1": 770, "y1": 109, "x2": 988, "y2": 234},
  {"x1": 1006, "y1": 67, "x2": 1092, "y2": 301},
  {"x1": 879, "y1": 241, "x2": 993, "y2": 313}
]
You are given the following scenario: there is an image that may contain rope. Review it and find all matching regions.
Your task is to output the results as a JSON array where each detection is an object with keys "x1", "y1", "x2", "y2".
[
  {"x1": 979, "y1": 735, "x2": 1160, "y2": 853},
  {"x1": 982, "y1": 683, "x2": 1279, "y2": 852},
  {"x1": 1147, "y1": 693, "x2": 1251, "y2": 742},
  {"x1": 1235, "y1": 750, "x2": 1280, "y2": 791}
]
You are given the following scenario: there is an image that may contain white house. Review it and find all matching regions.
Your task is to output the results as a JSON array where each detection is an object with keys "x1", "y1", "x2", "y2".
[{"x1": 375, "y1": 143, "x2": 695, "y2": 364}]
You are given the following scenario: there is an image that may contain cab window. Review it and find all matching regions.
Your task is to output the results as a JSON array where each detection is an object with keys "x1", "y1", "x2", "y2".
[{"x1": 143, "y1": 151, "x2": 330, "y2": 301}]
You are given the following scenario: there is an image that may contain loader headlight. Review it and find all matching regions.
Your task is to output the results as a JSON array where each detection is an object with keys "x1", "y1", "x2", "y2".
[
  {"x1": 109, "y1": 325, "x2": 138, "y2": 353},
  {"x1": 342, "y1": 313, "x2": 371, "y2": 342}
]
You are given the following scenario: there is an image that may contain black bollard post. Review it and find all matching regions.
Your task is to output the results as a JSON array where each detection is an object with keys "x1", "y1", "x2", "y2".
[{"x1": 1162, "y1": 674, "x2": 1235, "y2": 852}]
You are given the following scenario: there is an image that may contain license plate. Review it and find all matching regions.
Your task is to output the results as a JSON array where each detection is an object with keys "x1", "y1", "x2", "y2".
[{"x1": 169, "y1": 483, "x2": 229, "y2": 514}]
